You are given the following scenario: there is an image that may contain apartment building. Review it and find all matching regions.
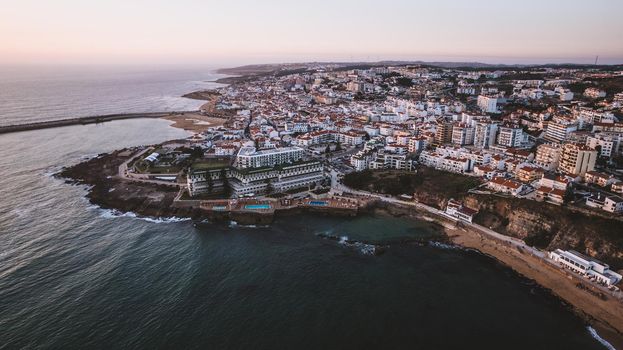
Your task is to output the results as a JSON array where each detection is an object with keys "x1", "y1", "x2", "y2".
[
  {"x1": 477, "y1": 95, "x2": 498, "y2": 113},
  {"x1": 473, "y1": 122, "x2": 498, "y2": 149},
  {"x1": 558, "y1": 143, "x2": 597, "y2": 177},
  {"x1": 534, "y1": 144, "x2": 561, "y2": 171},
  {"x1": 544, "y1": 120, "x2": 578, "y2": 143},
  {"x1": 496, "y1": 125, "x2": 523, "y2": 148},
  {"x1": 236, "y1": 146, "x2": 304, "y2": 169},
  {"x1": 451, "y1": 124, "x2": 475, "y2": 146}
]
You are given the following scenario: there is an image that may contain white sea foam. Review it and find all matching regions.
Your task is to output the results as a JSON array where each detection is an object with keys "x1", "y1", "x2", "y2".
[
  {"x1": 429, "y1": 241, "x2": 462, "y2": 250},
  {"x1": 97, "y1": 208, "x2": 190, "y2": 224},
  {"x1": 587, "y1": 326, "x2": 617, "y2": 350}
]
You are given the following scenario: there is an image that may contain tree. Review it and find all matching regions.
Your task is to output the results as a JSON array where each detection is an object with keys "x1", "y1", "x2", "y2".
[
  {"x1": 325, "y1": 144, "x2": 331, "y2": 154},
  {"x1": 206, "y1": 172, "x2": 214, "y2": 194},
  {"x1": 335, "y1": 141, "x2": 342, "y2": 152},
  {"x1": 191, "y1": 146, "x2": 204, "y2": 158},
  {"x1": 265, "y1": 178, "x2": 274, "y2": 195},
  {"x1": 563, "y1": 186, "x2": 574, "y2": 204},
  {"x1": 220, "y1": 168, "x2": 232, "y2": 198}
]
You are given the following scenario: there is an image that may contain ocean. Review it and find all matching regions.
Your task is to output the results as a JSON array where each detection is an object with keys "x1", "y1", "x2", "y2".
[
  {"x1": 0, "y1": 67, "x2": 611, "y2": 349},
  {"x1": 0, "y1": 65, "x2": 223, "y2": 126}
]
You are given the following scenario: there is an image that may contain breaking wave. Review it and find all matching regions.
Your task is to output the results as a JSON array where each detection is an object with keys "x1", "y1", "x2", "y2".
[
  {"x1": 318, "y1": 233, "x2": 384, "y2": 256},
  {"x1": 587, "y1": 326, "x2": 616, "y2": 350},
  {"x1": 98, "y1": 208, "x2": 190, "y2": 224}
]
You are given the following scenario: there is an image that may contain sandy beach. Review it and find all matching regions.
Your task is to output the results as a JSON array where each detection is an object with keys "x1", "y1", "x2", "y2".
[
  {"x1": 162, "y1": 113, "x2": 226, "y2": 133},
  {"x1": 444, "y1": 222, "x2": 623, "y2": 348}
]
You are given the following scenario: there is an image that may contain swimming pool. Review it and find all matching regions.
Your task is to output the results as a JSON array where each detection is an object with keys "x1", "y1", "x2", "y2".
[
  {"x1": 244, "y1": 204, "x2": 271, "y2": 210},
  {"x1": 212, "y1": 206, "x2": 227, "y2": 211},
  {"x1": 309, "y1": 201, "x2": 328, "y2": 206}
]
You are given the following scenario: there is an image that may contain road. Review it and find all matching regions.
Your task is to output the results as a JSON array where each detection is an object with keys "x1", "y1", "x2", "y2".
[
  {"x1": 331, "y1": 179, "x2": 545, "y2": 258},
  {"x1": 118, "y1": 148, "x2": 184, "y2": 187}
]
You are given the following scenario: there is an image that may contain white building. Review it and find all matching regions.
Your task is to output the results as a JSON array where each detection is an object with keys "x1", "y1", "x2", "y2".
[
  {"x1": 534, "y1": 144, "x2": 561, "y2": 171},
  {"x1": 445, "y1": 199, "x2": 478, "y2": 223},
  {"x1": 497, "y1": 126, "x2": 523, "y2": 148},
  {"x1": 451, "y1": 124, "x2": 475, "y2": 146},
  {"x1": 236, "y1": 146, "x2": 304, "y2": 169},
  {"x1": 474, "y1": 122, "x2": 498, "y2": 149},
  {"x1": 549, "y1": 249, "x2": 622, "y2": 286},
  {"x1": 586, "y1": 134, "x2": 617, "y2": 158},
  {"x1": 544, "y1": 120, "x2": 578, "y2": 143},
  {"x1": 477, "y1": 95, "x2": 498, "y2": 113}
]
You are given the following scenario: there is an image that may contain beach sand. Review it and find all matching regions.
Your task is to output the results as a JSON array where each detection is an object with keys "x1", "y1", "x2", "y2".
[
  {"x1": 162, "y1": 113, "x2": 226, "y2": 133},
  {"x1": 445, "y1": 224, "x2": 623, "y2": 348}
]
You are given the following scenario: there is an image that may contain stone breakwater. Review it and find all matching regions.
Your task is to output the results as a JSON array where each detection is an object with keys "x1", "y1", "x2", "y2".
[{"x1": 0, "y1": 112, "x2": 194, "y2": 135}]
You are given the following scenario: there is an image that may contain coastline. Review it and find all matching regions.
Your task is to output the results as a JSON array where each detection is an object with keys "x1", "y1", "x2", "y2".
[
  {"x1": 56, "y1": 148, "x2": 623, "y2": 347},
  {"x1": 374, "y1": 202, "x2": 623, "y2": 348}
]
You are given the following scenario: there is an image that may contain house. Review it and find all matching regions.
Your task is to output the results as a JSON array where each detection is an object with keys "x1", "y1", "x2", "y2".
[
  {"x1": 473, "y1": 165, "x2": 498, "y2": 180},
  {"x1": 445, "y1": 199, "x2": 478, "y2": 223},
  {"x1": 603, "y1": 196, "x2": 623, "y2": 214},
  {"x1": 515, "y1": 165, "x2": 544, "y2": 183},
  {"x1": 584, "y1": 171, "x2": 615, "y2": 187},
  {"x1": 586, "y1": 193, "x2": 607, "y2": 209},
  {"x1": 612, "y1": 180, "x2": 623, "y2": 195},
  {"x1": 539, "y1": 173, "x2": 570, "y2": 190},
  {"x1": 487, "y1": 177, "x2": 525, "y2": 196},
  {"x1": 535, "y1": 186, "x2": 566, "y2": 205}
]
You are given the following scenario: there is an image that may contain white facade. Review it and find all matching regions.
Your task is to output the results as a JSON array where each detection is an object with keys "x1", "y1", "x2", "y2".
[
  {"x1": 474, "y1": 122, "x2": 498, "y2": 149},
  {"x1": 235, "y1": 147, "x2": 304, "y2": 169},
  {"x1": 477, "y1": 95, "x2": 498, "y2": 113},
  {"x1": 497, "y1": 126, "x2": 523, "y2": 148},
  {"x1": 549, "y1": 249, "x2": 622, "y2": 286}
]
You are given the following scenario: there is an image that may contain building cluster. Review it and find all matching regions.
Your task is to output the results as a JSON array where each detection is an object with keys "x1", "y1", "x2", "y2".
[{"x1": 174, "y1": 63, "x2": 623, "y2": 212}]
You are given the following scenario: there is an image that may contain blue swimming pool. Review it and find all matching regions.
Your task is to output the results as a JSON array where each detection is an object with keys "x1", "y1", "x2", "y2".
[
  {"x1": 245, "y1": 204, "x2": 271, "y2": 210},
  {"x1": 309, "y1": 201, "x2": 328, "y2": 206}
]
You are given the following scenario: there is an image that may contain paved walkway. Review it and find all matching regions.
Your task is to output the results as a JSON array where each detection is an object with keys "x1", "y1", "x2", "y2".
[
  {"x1": 330, "y1": 180, "x2": 545, "y2": 258},
  {"x1": 330, "y1": 182, "x2": 623, "y2": 300},
  {"x1": 117, "y1": 148, "x2": 184, "y2": 187}
]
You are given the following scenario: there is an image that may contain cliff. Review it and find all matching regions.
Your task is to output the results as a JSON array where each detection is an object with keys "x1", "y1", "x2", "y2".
[{"x1": 412, "y1": 190, "x2": 623, "y2": 270}]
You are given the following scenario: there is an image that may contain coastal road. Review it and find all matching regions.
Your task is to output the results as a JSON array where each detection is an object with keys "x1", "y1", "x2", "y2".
[
  {"x1": 331, "y1": 181, "x2": 545, "y2": 259},
  {"x1": 117, "y1": 148, "x2": 185, "y2": 188}
]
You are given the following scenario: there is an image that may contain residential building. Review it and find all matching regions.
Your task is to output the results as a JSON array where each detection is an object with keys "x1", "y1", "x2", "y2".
[
  {"x1": 559, "y1": 143, "x2": 597, "y2": 177},
  {"x1": 445, "y1": 199, "x2": 478, "y2": 223},
  {"x1": 487, "y1": 177, "x2": 525, "y2": 196},
  {"x1": 477, "y1": 95, "x2": 498, "y2": 113},
  {"x1": 534, "y1": 144, "x2": 561, "y2": 171},
  {"x1": 496, "y1": 125, "x2": 523, "y2": 148},
  {"x1": 434, "y1": 121, "x2": 453, "y2": 144},
  {"x1": 473, "y1": 122, "x2": 498, "y2": 149},
  {"x1": 544, "y1": 120, "x2": 578, "y2": 143},
  {"x1": 451, "y1": 124, "x2": 475, "y2": 146},
  {"x1": 235, "y1": 146, "x2": 304, "y2": 169}
]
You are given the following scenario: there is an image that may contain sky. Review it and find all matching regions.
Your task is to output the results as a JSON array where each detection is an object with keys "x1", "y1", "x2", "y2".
[{"x1": 1, "y1": 0, "x2": 622, "y2": 66}]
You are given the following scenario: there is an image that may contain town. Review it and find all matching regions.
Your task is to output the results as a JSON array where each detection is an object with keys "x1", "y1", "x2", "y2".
[
  {"x1": 114, "y1": 63, "x2": 623, "y2": 291},
  {"x1": 128, "y1": 63, "x2": 623, "y2": 215}
]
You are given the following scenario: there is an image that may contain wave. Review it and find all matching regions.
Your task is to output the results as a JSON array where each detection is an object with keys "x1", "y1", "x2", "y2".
[
  {"x1": 228, "y1": 221, "x2": 269, "y2": 229},
  {"x1": 97, "y1": 208, "x2": 190, "y2": 224},
  {"x1": 318, "y1": 233, "x2": 384, "y2": 256},
  {"x1": 429, "y1": 241, "x2": 479, "y2": 253},
  {"x1": 429, "y1": 241, "x2": 463, "y2": 250},
  {"x1": 587, "y1": 326, "x2": 616, "y2": 350}
]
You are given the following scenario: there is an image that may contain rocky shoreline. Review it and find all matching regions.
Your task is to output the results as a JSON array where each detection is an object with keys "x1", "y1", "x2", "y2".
[
  {"x1": 56, "y1": 149, "x2": 362, "y2": 225},
  {"x1": 57, "y1": 149, "x2": 623, "y2": 347}
]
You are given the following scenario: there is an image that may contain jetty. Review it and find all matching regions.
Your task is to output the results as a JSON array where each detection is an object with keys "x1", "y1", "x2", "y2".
[{"x1": 0, "y1": 111, "x2": 198, "y2": 135}]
